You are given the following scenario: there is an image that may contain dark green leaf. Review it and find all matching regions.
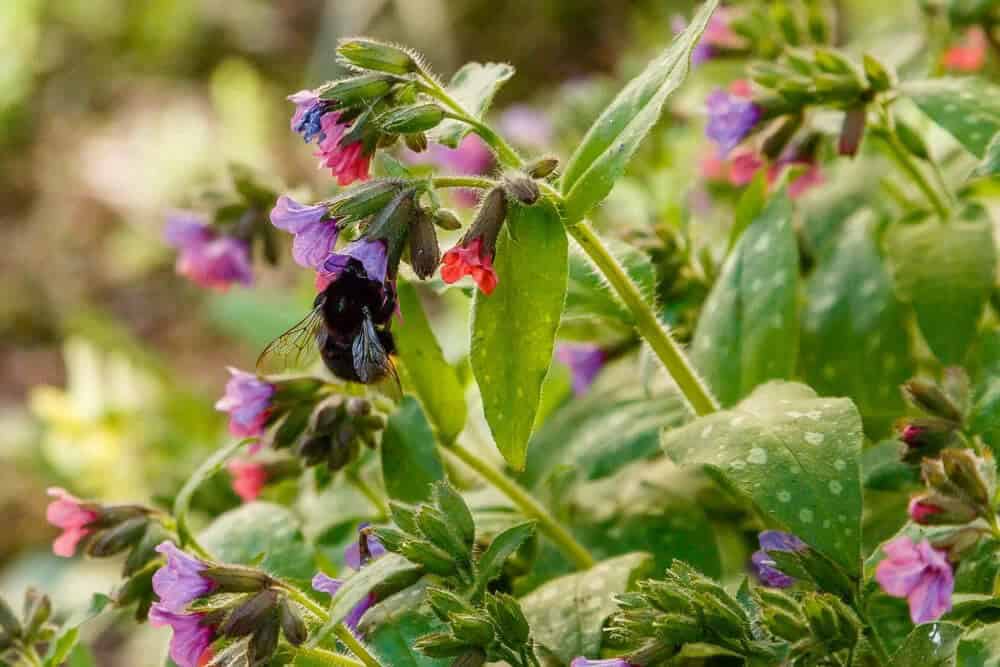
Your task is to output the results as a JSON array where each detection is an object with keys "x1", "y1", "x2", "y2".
[
  {"x1": 904, "y1": 78, "x2": 1000, "y2": 158},
  {"x1": 958, "y1": 623, "x2": 1000, "y2": 666},
  {"x1": 971, "y1": 131, "x2": 1000, "y2": 180},
  {"x1": 471, "y1": 200, "x2": 568, "y2": 470},
  {"x1": 889, "y1": 622, "x2": 963, "y2": 666},
  {"x1": 366, "y1": 609, "x2": 450, "y2": 667},
  {"x1": 560, "y1": 0, "x2": 719, "y2": 223},
  {"x1": 691, "y1": 191, "x2": 798, "y2": 406},
  {"x1": 663, "y1": 382, "x2": 863, "y2": 574},
  {"x1": 381, "y1": 397, "x2": 446, "y2": 504},
  {"x1": 474, "y1": 521, "x2": 536, "y2": 594},
  {"x1": 395, "y1": 281, "x2": 466, "y2": 444},
  {"x1": 430, "y1": 62, "x2": 514, "y2": 148}
]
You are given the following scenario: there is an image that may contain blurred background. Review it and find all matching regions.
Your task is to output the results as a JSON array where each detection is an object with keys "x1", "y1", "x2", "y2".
[{"x1": 0, "y1": 0, "x2": 954, "y2": 663}]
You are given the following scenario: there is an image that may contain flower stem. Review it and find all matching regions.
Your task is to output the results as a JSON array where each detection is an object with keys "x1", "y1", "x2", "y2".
[
  {"x1": 174, "y1": 439, "x2": 247, "y2": 560},
  {"x1": 293, "y1": 645, "x2": 366, "y2": 667},
  {"x1": 566, "y1": 222, "x2": 719, "y2": 416},
  {"x1": 431, "y1": 176, "x2": 497, "y2": 190},
  {"x1": 440, "y1": 441, "x2": 596, "y2": 570},
  {"x1": 875, "y1": 108, "x2": 950, "y2": 220},
  {"x1": 346, "y1": 471, "x2": 389, "y2": 520},
  {"x1": 281, "y1": 583, "x2": 384, "y2": 667}
]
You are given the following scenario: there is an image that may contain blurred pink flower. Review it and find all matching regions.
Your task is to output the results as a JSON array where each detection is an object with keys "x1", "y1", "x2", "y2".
[
  {"x1": 46, "y1": 488, "x2": 99, "y2": 557},
  {"x1": 227, "y1": 460, "x2": 268, "y2": 502},
  {"x1": 875, "y1": 536, "x2": 953, "y2": 623},
  {"x1": 943, "y1": 27, "x2": 987, "y2": 72}
]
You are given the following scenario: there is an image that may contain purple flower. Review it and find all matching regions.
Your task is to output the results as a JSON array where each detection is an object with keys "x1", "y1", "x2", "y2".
[
  {"x1": 316, "y1": 239, "x2": 388, "y2": 291},
  {"x1": 270, "y1": 195, "x2": 339, "y2": 269},
  {"x1": 164, "y1": 212, "x2": 254, "y2": 291},
  {"x1": 289, "y1": 89, "x2": 326, "y2": 143},
  {"x1": 570, "y1": 659, "x2": 635, "y2": 667},
  {"x1": 705, "y1": 89, "x2": 761, "y2": 158},
  {"x1": 499, "y1": 105, "x2": 553, "y2": 148},
  {"x1": 215, "y1": 368, "x2": 275, "y2": 439},
  {"x1": 152, "y1": 542, "x2": 215, "y2": 613},
  {"x1": 317, "y1": 112, "x2": 371, "y2": 186},
  {"x1": 556, "y1": 344, "x2": 608, "y2": 396},
  {"x1": 312, "y1": 572, "x2": 376, "y2": 631},
  {"x1": 751, "y1": 530, "x2": 807, "y2": 588},
  {"x1": 875, "y1": 536, "x2": 954, "y2": 623},
  {"x1": 311, "y1": 524, "x2": 387, "y2": 631},
  {"x1": 344, "y1": 523, "x2": 387, "y2": 570},
  {"x1": 149, "y1": 606, "x2": 215, "y2": 667}
]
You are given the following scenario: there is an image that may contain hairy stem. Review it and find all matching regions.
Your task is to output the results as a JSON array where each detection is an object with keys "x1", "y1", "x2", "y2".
[
  {"x1": 293, "y1": 645, "x2": 366, "y2": 667},
  {"x1": 875, "y1": 108, "x2": 950, "y2": 219},
  {"x1": 431, "y1": 176, "x2": 497, "y2": 190},
  {"x1": 566, "y1": 222, "x2": 719, "y2": 416},
  {"x1": 281, "y1": 584, "x2": 384, "y2": 667}
]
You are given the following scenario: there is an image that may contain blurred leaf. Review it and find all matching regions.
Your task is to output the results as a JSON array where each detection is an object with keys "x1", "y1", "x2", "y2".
[
  {"x1": 886, "y1": 218, "x2": 996, "y2": 364},
  {"x1": 904, "y1": 78, "x2": 1000, "y2": 158},
  {"x1": 395, "y1": 281, "x2": 466, "y2": 443},
  {"x1": 199, "y1": 502, "x2": 316, "y2": 581},
  {"x1": 889, "y1": 622, "x2": 963, "y2": 666},
  {"x1": 562, "y1": 241, "x2": 655, "y2": 336},
  {"x1": 366, "y1": 609, "x2": 450, "y2": 667},
  {"x1": 560, "y1": 0, "x2": 719, "y2": 223},
  {"x1": 862, "y1": 440, "x2": 918, "y2": 492},
  {"x1": 691, "y1": 191, "x2": 798, "y2": 407},
  {"x1": 474, "y1": 521, "x2": 535, "y2": 594},
  {"x1": 970, "y1": 330, "x2": 1000, "y2": 454},
  {"x1": 664, "y1": 382, "x2": 863, "y2": 574},
  {"x1": 471, "y1": 200, "x2": 567, "y2": 470},
  {"x1": 958, "y1": 623, "x2": 1000, "y2": 666},
  {"x1": 381, "y1": 397, "x2": 445, "y2": 504},
  {"x1": 430, "y1": 62, "x2": 514, "y2": 148},
  {"x1": 971, "y1": 131, "x2": 1000, "y2": 180},
  {"x1": 520, "y1": 553, "x2": 653, "y2": 664},
  {"x1": 174, "y1": 440, "x2": 245, "y2": 554},
  {"x1": 801, "y1": 213, "x2": 912, "y2": 418},
  {"x1": 42, "y1": 594, "x2": 111, "y2": 667},
  {"x1": 729, "y1": 171, "x2": 768, "y2": 252}
]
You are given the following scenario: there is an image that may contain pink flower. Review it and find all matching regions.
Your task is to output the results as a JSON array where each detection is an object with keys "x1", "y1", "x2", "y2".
[
  {"x1": 227, "y1": 460, "x2": 268, "y2": 502},
  {"x1": 943, "y1": 27, "x2": 987, "y2": 72},
  {"x1": 908, "y1": 498, "x2": 944, "y2": 525},
  {"x1": 317, "y1": 113, "x2": 370, "y2": 186},
  {"x1": 46, "y1": 488, "x2": 99, "y2": 557},
  {"x1": 729, "y1": 150, "x2": 765, "y2": 186},
  {"x1": 875, "y1": 536, "x2": 954, "y2": 623},
  {"x1": 698, "y1": 152, "x2": 728, "y2": 181},
  {"x1": 440, "y1": 237, "x2": 498, "y2": 295},
  {"x1": 164, "y1": 212, "x2": 253, "y2": 292},
  {"x1": 556, "y1": 344, "x2": 607, "y2": 395},
  {"x1": 570, "y1": 659, "x2": 635, "y2": 667},
  {"x1": 215, "y1": 368, "x2": 275, "y2": 438},
  {"x1": 152, "y1": 542, "x2": 216, "y2": 613}
]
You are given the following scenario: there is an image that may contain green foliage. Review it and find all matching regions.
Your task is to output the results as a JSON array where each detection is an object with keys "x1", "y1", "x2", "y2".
[
  {"x1": 380, "y1": 397, "x2": 446, "y2": 504},
  {"x1": 904, "y1": 78, "x2": 1000, "y2": 158},
  {"x1": 889, "y1": 622, "x2": 963, "y2": 666},
  {"x1": 430, "y1": 62, "x2": 514, "y2": 148}
]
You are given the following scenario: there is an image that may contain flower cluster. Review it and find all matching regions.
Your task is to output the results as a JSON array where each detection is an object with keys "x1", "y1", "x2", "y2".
[{"x1": 164, "y1": 211, "x2": 253, "y2": 291}]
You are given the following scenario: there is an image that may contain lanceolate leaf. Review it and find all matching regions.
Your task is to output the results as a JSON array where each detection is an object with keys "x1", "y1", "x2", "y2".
[
  {"x1": 471, "y1": 200, "x2": 568, "y2": 470},
  {"x1": 381, "y1": 397, "x2": 446, "y2": 504},
  {"x1": 691, "y1": 191, "x2": 798, "y2": 407},
  {"x1": 430, "y1": 62, "x2": 514, "y2": 148},
  {"x1": 904, "y1": 78, "x2": 1000, "y2": 158},
  {"x1": 663, "y1": 382, "x2": 864, "y2": 575},
  {"x1": 474, "y1": 521, "x2": 535, "y2": 594},
  {"x1": 395, "y1": 281, "x2": 467, "y2": 444},
  {"x1": 886, "y1": 217, "x2": 996, "y2": 364},
  {"x1": 560, "y1": 0, "x2": 719, "y2": 223}
]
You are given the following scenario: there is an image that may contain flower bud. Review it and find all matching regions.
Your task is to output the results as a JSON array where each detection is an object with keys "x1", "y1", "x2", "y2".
[
  {"x1": 898, "y1": 417, "x2": 959, "y2": 463},
  {"x1": 838, "y1": 107, "x2": 867, "y2": 157},
  {"x1": 434, "y1": 483, "x2": 475, "y2": 549},
  {"x1": 449, "y1": 612, "x2": 495, "y2": 646},
  {"x1": 416, "y1": 507, "x2": 469, "y2": 563},
  {"x1": 463, "y1": 187, "x2": 508, "y2": 258},
  {"x1": 373, "y1": 526, "x2": 407, "y2": 552},
  {"x1": 408, "y1": 210, "x2": 441, "y2": 280},
  {"x1": 87, "y1": 517, "x2": 149, "y2": 558},
  {"x1": 433, "y1": 208, "x2": 463, "y2": 231},
  {"x1": 526, "y1": 156, "x2": 559, "y2": 179},
  {"x1": 427, "y1": 587, "x2": 476, "y2": 622},
  {"x1": 761, "y1": 606, "x2": 809, "y2": 642},
  {"x1": 503, "y1": 175, "x2": 540, "y2": 206},
  {"x1": 486, "y1": 593, "x2": 530, "y2": 645},
  {"x1": 377, "y1": 104, "x2": 445, "y2": 134},
  {"x1": 414, "y1": 632, "x2": 470, "y2": 658},
  {"x1": 942, "y1": 448, "x2": 995, "y2": 506},
  {"x1": 400, "y1": 539, "x2": 458, "y2": 576},
  {"x1": 328, "y1": 179, "x2": 406, "y2": 222},
  {"x1": 22, "y1": 589, "x2": 50, "y2": 640},
  {"x1": 451, "y1": 649, "x2": 488, "y2": 667},
  {"x1": 930, "y1": 525, "x2": 982, "y2": 560},
  {"x1": 338, "y1": 38, "x2": 417, "y2": 75},
  {"x1": 389, "y1": 501, "x2": 421, "y2": 534},
  {"x1": 202, "y1": 566, "x2": 272, "y2": 593},
  {"x1": 762, "y1": 114, "x2": 803, "y2": 160},
  {"x1": 220, "y1": 589, "x2": 279, "y2": 638},
  {"x1": 908, "y1": 493, "x2": 977, "y2": 525},
  {"x1": 863, "y1": 54, "x2": 893, "y2": 91},
  {"x1": 405, "y1": 132, "x2": 429, "y2": 153},
  {"x1": 903, "y1": 378, "x2": 964, "y2": 423},
  {"x1": 896, "y1": 119, "x2": 931, "y2": 161},
  {"x1": 278, "y1": 597, "x2": 308, "y2": 646},
  {"x1": 321, "y1": 74, "x2": 396, "y2": 108},
  {"x1": 249, "y1": 613, "x2": 280, "y2": 665}
]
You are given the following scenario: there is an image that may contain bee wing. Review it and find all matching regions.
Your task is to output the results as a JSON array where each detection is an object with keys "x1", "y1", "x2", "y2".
[
  {"x1": 351, "y1": 316, "x2": 399, "y2": 388},
  {"x1": 256, "y1": 304, "x2": 326, "y2": 374}
]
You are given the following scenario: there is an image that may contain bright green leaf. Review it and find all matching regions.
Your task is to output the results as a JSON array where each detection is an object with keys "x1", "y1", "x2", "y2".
[
  {"x1": 904, "y1": 78, "x2": 1000, "y2": 158},
  {"x1": 474, "y1": 521, "x2": 535, "y2": 594},
  {"x1": 560, "y1": 0, "x2": 718, "y2": 223},
  {"x1": 471, "y1": 200, "x2": 568, "y2": 470},
  {"x1": 663, "y1": 381, "x2": 863, "y2": 574},
  {"x1": 430, "y1": 62, "x2": 514, "y2": 148},
  {"x1": 890, "y1": 622, "x2": 963, "y2": 666},
  {"x1": 395, "y1": 281, "x2": 466, "y2": 443},
  {"x1": 691, "y1": 191, "x2": 798, "y2": 407},
  {"x1": 381, "y1": 397, "x2": 446, "y2": 504}
]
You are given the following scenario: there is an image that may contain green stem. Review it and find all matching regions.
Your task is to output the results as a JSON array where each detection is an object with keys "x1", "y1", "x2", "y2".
[
  {"x1": 876, "y1": 113, "x2": 950, "y2": 219},
  {"x1": 430, "y1": 176, "x2": 497, "y2": 190},
  {"x1": 855, "y1": 601, "x2": 892, "y2": 666},
  {"x1": 566, "y1": 222, "x2": 719, "y2": 416},
  {"x1": 441, "y1": 441, "x2": 596, "y2": 570},
  {"x1": 174, "y1": 439, "x2": 247, "y2": 559},
  {"x1": 293, "y1": 645, "x2": 366, "y2": 667},
  {"x1": 347, "y1": 471, "x2": 389, "y2": 520},
  {"x1": 22, "y1": 646, "x2": 43, "y2": 667},
  {"x1": 281, "y1": 584, "x2": 384, "y2": 667}
]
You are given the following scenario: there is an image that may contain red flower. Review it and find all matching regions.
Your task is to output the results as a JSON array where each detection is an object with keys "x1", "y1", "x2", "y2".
[
  {"x1": 943, "y1": 27, "x2": 987, "y2": 72},
  {"x1": 441, "y1": 237, "x2": 498, "y2": 295},
  {"x1": 227, "y1": 460, "x2": 268, "y2": 503},
  {"x1": 46, "y1": 487, "x2": 99, "y2": 557}
]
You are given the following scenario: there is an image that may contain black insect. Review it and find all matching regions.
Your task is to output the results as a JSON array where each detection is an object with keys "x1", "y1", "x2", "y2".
[{"x1": 258, "y1": 258, "x2": 397, "y2": 384}]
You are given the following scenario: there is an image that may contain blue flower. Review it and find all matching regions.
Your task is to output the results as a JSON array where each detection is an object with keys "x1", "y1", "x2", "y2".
[
  {"x1": 705, "y1": 89, "x2": 761, "y2": 157},
  {"x1": 751, "y1": 530, "x2": 807, "y2": 588}
]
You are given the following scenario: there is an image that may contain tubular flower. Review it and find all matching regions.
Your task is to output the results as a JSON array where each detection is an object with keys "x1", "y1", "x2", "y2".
[
  {"x1": 751, "y1": 530, "x2": 807, "y2": 588},
  {"x1": 152, "y1": 542, "x2": 216, "y2": 613},
  {"x1": 149, "y1": 606, "x2": 216, "y2": 667},
  {"x1": 46, "y1": 488, "x2": 99, "y2": 557},
  {"x1": 875, "y1": 536, "x2": 954, "y2": 623},
  {"x1": 215, "y1": 368, "x2": 276, "y2": 439},
  {"x1": 164, "y1": 212, "x2": 253, "y2": 291},
  {"x1": 705, "y1": 88, "x2": 761, "y2": 157},
  {"x1": 556, "y1": 344, "x2": 608, "y2": 395},
  {"x1": 441, "y1": 237, "x2": 498, "y2": 295},
  {"x1": 317, "y1": 113, "x2": 371, "y2": 186},
  {"x1": 227, "y1": 460, "x2": 269, "y2": 503},
  {"x1": 270, "y1": 195, "x2": 339, "y2": 269}
]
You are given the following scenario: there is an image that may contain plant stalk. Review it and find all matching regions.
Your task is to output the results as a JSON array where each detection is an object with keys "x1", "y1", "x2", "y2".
[
  {"x1": 294, "y1": 645, "x2": 367, "y2": 667},
  {"x1": 282, "y1": 584, "x2": 384, "y2": 667}
]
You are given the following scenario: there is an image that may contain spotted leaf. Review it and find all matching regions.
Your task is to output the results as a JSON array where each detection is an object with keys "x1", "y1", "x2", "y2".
[{"x1": 904, "y1": 78, "x2": 1000, "y2": 158}]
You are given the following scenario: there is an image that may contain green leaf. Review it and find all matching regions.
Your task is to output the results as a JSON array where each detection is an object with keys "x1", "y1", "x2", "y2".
[
  {"x1": 559, "y1": 0, "x2": 719, "y2": 223},
  {"x1": 691, "y1": 191, "x2": 798, "y2": 407},
  {"x1": 562, "y1": 240, "x2": 656, "y2": 336},
  {"x1": 430, "y1": 62, "x2": 514, "y2": 148},
  {"x1": 800, "y1": 213, "x2": 913, "y2": 418},
  {"x1": 729, "y1": 171, "x2": 769, "y2": 252},
  {"x1": 890, "y1": 622, "x2": 963, "y2": 666},
  {"x1": 381, "y1": 397, "x2": 446, "y2": 504},
  {"x1": 366, "y1": 609, "x2": 450, "y2": 667},
  {"x1": 886, "y1": 218, "x2": 996, "y2": 364},
  {"x1": 199, "y1": 502, "x2": 316, "y2": 581},
  {"x1": 958, "y1": 623, "x2": 1000, "y2": 666},
  {"x1": 474, "y1": 521, "x2": 536, "y2": 594},
  {"x1": 395, "y1": 281, "x2": 466, "y2": 443},
  {"x1": 663, "y1": 381, "x2": 864, "y2": 574},
  {"x1": 308, "y1": 554, "x2": 422, "y2": 647},
  {"x1": 520, "y1": 553, "x2": 653, "y2": 664},
  {"x1": 971, "y1": 131, "x2": 1000, "y2": 180},
  {"x1": 904, "y1": 78, "x2": 1000, "y2": 158},
  {"x1": 471, "y1": 200, "x2": 568, "y2": 470},
  {"x1": 43, "y1": 594, "x2": 111, "y2": 667}
]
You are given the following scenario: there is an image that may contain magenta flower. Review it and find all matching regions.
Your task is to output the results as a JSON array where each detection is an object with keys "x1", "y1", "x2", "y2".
[
  {"x1": 316, "y1": 239, "x2": 389, "y2": 291},
  {"x1": 875, "y1": 536, "x2": 954, "y2": 623},
  {"x1": 570, "y1": 659, "x2": 635, "y2": 667},
  {"x1": 227, "y1": 459, "x2": 268, "y2": 503},
  {"x1": 317, "y1": 113, "x2": 371, "y2": 186},
  {"x1": 674, "y1": 7, "x2": 740, "y2": 66},
  {"x1": 164, "y1": 212, "x2": 253, "y2": 292},
  {"x1": 556, "y1": 344, "x2": 608, "y2": 396},
  {"x1": 270, "y1": 195, "x2": 339, "y2": 269},
  {"x1": 215, "y1": 368, "x2": 276, "y2": 439},
  {"x1": 499, "y1": 105, "x2": 553, "y2": 148},
  {"x1": 149, "y1": 606, "x2": 215, "y2": 667},
  {"x1": 705, "y1": 89, "x2": 761, "y2": 158},
  {"x1": 46, "y1": 488, "x2": 99, "y2": 557},
  {"x1": 344, "y1": 523, "x2": 387, "y2": 570},
  {"x1": 751, "y1": 530, "x2": 807, "y2": 588},
  {"x1": 152, "y1": 542, "x2": 216, "y2": 613},
  {"x1": 908, "y1": 498, "x2": 944, "y2": 525}
]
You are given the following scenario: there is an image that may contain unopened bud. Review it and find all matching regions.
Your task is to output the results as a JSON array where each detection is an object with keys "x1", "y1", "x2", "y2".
[
  {"x1": 814, "y1": 48, "x2": 856, "y2": 76},
  {"x1": 337, "y1": 39, "x2": 417, "y2": 75},
  {"x1": 220, "y1": 589, "x2": 279, "y2": 638},
  {"x1": 427, "y1": 587, "x2": 476, "y2": 622},
  {"x1": 22, "y1": 589, "x2": 50, "y2": 639},
  {"x1": 462, "y1": 187, "x2": 508, "y2": 258},
  {"x1": 416, "y1": 507, "x2": 469, "y2": 562},
  {"x1": 503, "y1": 175, "x2": 539, "y2": 206},
  {"x1": 414, "y1": 632, "x2": 469, "y2": 658},
  {"x1": 903, "y1": 378, "x2": 964, "y2": 423},
  {"x1": 486, "y1": 593, "x2": 530, "y2": 645},
  {"x1": 762, "y1": 607, "x2": 809, "y2": 642},
  {"x1": 863, "y1": 54, "x2": 893, "y2": 91},
  {"x1": 433, "y1": 208, "x2": 463, "y2": 231},
  {"x1": 898, "y1": 417, "x2": 958, "y2": 463},
  {"x1": 526, "y1": 156, "x2": 559, "y2": 179},
  {"x1": 202, "y1": 566, "x2": 272, "y2": 593},
  {"x1": 409, "y1": 211, "x2": 441, "y2": 279},
  {"x1": 806, "y1": 1, "x2": 831, "y2": 44},
  {"x1": 451, "y1": 649, "x2": 488, "y2": 667},
  {"x1": 321, "y1": 74, "x2": 396, "y2": 108},
  {"x1": 400, "y1": 539, "x2": 457, "y2": 576},
  {"x1": 908, "y1": 493, "x2": 977, "y2": 525},
  {"x1": 435, "y1": 483, "x2": 475, "y2": 548},
  {"x1": 249, "y1": 614, "x2": 280, "y2": 665},
  {"x1": 896, "y1": 120, "x2": 931, "y2": 161},
  {"x1": 449, "y1": 612, "x2": 495, "y2": 646},
  {"x1": 404, "y1": 132, "x2": 428, "y2": 153},
  {"x1": 762, "y1": 114, "x2": 803, "y2": 160},
  {"x1": 345, "y1": 397, "x2": 372, "y2": 418},
  {"x1": 838, "y1": 107, "x2": 867, "y2": 157},
  {"x1": 87, "y1": 517, "x2": 149, "y2": 558},
  {"x1": 930, "y1": 526, "x2": 982, "y2": 560},
  {"x1": 278, "y1": 597, "x2": 308, "y2": 646},
  {"x1": 372, "y1": 526, "x2": 406, "y2": 552},
  {"x1": 378, "y1": 104, "x2": 445, "y2": 134},
  {"x1": 942, "y1": 448, "x2": 995, "y2": 506},
  {"x1": 389, "y1": 501, "x2": 421, "y2": 534},
  {"x1": 329, "y1": 179, "x2": 406, "y2": 222}
]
